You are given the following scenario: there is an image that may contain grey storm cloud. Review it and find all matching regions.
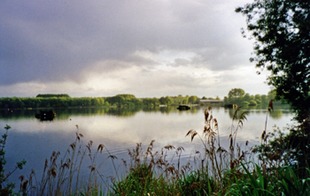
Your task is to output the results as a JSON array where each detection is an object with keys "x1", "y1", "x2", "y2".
[{"x1": 0, "y1": 0, "x2": 251, "y2": 85}]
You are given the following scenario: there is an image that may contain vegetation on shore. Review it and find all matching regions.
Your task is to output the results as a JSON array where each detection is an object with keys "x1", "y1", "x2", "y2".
[
  {"x1": 1, "y1": 106, "x2": 309, "y2": 195},
  {"x1": 224, "y1": 88, "x2": 284, "y2": 107},
  {"x1": 0, "y1": 88, "x2": 288, "y2": 111},
  {"x1": 0, "y1": 94, "x2": 200, "y2": 110},
  {"x1": 236, "y1": 0, "x2": 310, "y2": 179},
  {"x1": 1, "y1": 0, "x2": 309, "y2": 194}
]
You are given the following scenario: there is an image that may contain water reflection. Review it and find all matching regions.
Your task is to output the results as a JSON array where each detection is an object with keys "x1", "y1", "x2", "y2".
[
  {"x1": 1, "y1": 107, "x2": 294, "y2": 150},
  {"x1": 0, "y1": 106, "x2": 289, "y2": 121},
  {"x1": 1, "y1": 106, "x2": 295, "y2": 191}
]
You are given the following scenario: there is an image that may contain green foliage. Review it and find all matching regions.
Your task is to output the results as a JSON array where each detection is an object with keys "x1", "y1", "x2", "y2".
[
  {"x1": 0, "y1": 94, "x2": 206, "y2": 110},
  {"x1": 2, "y1": 93, "x2": 307, "y2": 196},
  {"x1": 159, "y1": 96, "x2": 173, "y2": 105},
  {"x1": 105, "y1": 94, "x2": 142, "y2": 108},
  {"x1": 224, "y1": 88, "x2": 285, "y2": 108},
  {"x1": 236, "y1": 1, "x2": 310, "y2": 175},
  {"x1": 113, "y1": 164, "x2": 155, "y2": 195},
  {"x1": 236, "y1": 0, "x2": 310, "y2": 122},
  {"x1": 0, "y1": 96, "x2": 108, "y2": 109},
  {"x1": 111, "y1": 141, "x2": 186, "y2": 196},
  {"x1": 159, "y1": 95, "x2": 200, "y2": 105},
  {"x1": 188, "y1": 95, "x2": 199, "y2": 104},
  {"x1": 1, "y1": 115, "x2": 309, "y2": 195},
  {"x1": 142, "y1": 98, "x2": 160, "y2": 108},
  {"x1": 254, "y1": 124, "x2": 310, "y2": 177},
  {"x1": 224, "y1": 164, "x2": 274, "y2": 196},
  {"x1": 228, "y1": 88, "x2": 245, "y2": 98},
  {"x1": 276, "y1": 166, "x2": 310, "y2": 196},
  {"x1": 248, "y1": 100, "x2": 257, "y2": 106},
  {"x1": 223, "y1": 164, "x2": 310, "y2": 196},
  {"x1": 110, "y1": 108, "x2": 308, "y2": 195},
  {"x1": 177, "y1": 171, "x2": 216, "y2": 196}
]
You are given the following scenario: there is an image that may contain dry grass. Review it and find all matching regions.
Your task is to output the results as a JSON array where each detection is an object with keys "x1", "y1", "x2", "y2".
[
  {"x1": 186, "y1": 107, "x2": 251, "y2": 183},
  {"x1": 18, "y1": 126, "x2": 112, "y2": 195}
]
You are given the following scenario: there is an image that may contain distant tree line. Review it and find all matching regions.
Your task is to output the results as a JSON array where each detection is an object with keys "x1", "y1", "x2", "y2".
[
  {"x1": 223, "y1": 88, "x2": 287, "y2": 108},
  {"x1": 0, "y1": 90, "x2": 287, "y2": 110},
  {"x1": 0, "y1": 94, "x2": 202, "y2": 110},
  {"x1": 0, "y1": 96, "x2": 108, "y2": 109}
]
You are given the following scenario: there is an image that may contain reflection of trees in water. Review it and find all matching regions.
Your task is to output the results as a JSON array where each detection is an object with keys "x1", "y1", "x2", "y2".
[
  {"x1": 107, "y1": 107, "x2": 140, "y2": 117},
  {"x1": 59, "y1": 105, "x2": 201, "y2": 117},
  {"x1": 56, "y1": 108, "x2": 110, "y2": 119},
  {"x1": 0, "y1": 106, "x2": 289, "y2": 121},
  {"x1": 143, "y1": 106, "x2": 200, "y2": 114},
  {"x1": 56, "y1": 107, "x2": 141, "y2": 118},
  {"x1": 269, "y1": 110, "x2": 283, "y2": 119},
  {"x1": 0, "y1": 109, "x2": 36, "y2": 119},
  {"x1": 226, "y1": 107, "x2": 284, "y2": 120},
  {"x1": 0, "y1": 106, "x2": 203, "y2": 119}
]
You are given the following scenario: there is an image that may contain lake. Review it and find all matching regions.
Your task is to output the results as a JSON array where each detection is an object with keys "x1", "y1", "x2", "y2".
[{"x1": 1, "y1": 106, "x2": 295, "y2": 192}]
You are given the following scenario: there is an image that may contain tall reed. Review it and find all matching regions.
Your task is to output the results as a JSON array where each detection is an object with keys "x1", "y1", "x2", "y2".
[
  {"x1": 112, "y1": 140, "x2": 193, "y2": 195},
  {"x1": 19, "y1": 125, "x2": 113, "y2": 195},
  {"x1": 6, "y1": 104, "x2": 307, "y2": 195},
  {"x1": 186, "y1": 106, "x2": 250, "y2": 184}
]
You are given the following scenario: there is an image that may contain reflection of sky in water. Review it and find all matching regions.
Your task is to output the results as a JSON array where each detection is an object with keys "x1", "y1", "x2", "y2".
[{"x1": 2, "y1": 108, "x2": 294, "y2": 189}]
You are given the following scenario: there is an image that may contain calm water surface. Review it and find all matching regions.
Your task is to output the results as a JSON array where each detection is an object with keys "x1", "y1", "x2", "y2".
[{"x1": 1, "y1": 107, "x2": 294, "y2": 190}]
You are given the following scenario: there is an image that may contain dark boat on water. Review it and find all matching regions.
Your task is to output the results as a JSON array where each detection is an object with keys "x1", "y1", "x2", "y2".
[
  {"x1": 35, "y1": 110, "x2": 56, "y2": 121},
  {"x1": 177, "y1": 105, "x2": 191, "y2": 110}
]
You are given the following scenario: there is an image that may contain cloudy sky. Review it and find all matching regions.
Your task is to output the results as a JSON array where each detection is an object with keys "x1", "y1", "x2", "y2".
[{"x1": 0, "y1": 0, "x2": 270, "y2": 98}]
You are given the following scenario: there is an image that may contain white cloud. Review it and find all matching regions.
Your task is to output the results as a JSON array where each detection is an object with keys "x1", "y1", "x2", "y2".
[{"x1": 0, "y1": 0, "x2": 268, "y2": 98}]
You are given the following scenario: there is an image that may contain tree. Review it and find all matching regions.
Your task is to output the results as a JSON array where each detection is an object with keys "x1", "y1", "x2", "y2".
[
  {"x1": 188, "y1": 96, "x2": 199, "y2": 104},
  {"x1": 159, "y1": 96, "x2": 172, "y2": 105},
  {"x1": 243, "y1": 93, "x2": 251, "y2": 102},
  {"x1": 236, "y1": 0, "x2": 310, "y2": 175},
  {"x1": 236, "y1": 0, "x2": 310, "y2": 122},
  {"x1": 228, "y1": 88, "x2": 245, "y2": 98},
  {"x1": 142, "y1": 98, "x2": 159, "y2": 108}
]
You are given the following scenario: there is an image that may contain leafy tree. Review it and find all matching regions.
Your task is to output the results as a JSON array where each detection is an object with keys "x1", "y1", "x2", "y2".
[
  {"x1": 142, "y1": 98, "x2": 159, "y2": 108},
  {"x1": 243, "y1": 93, "x2": 251, "y2": 102},
  {"x1": 228, "y1": 88, "x2": 245, "y2": 98},
  {"x1": 237, "y1": 0, "x2": 310, "y2": 175},
  {"x1": 188, "y1": 96, "x2": 199, "y2": 104},
  {"x1": 225, "y1": 88, "x2": 246, "y2": 106},
  {"x1": 176, "y1": 95, "x2": 185, "y2": 104},
  {"x1": 105, "y1": 94, "x2": 142, "y2": 108},
  {"x1": 267, "y1": 89, "x2": 277, "y2": 101},
  {"x1": 236, "y1": 0, "x2": 310, "y2": 122},
  {"x1": 159, "y1": 96, "x2": 172, "y2": 105}
]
